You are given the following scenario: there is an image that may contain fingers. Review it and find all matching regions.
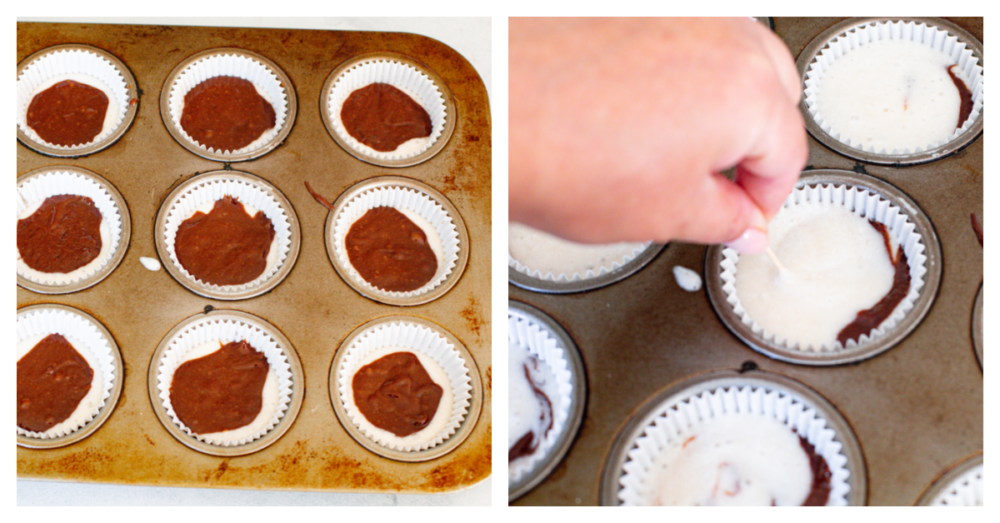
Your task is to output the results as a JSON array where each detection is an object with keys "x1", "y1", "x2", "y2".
[
  {"x1": 737, "y1": 92, "x2": 809, "y2": 218},
  {"x1": 666, "y1": 171, "x2": 765, "y2": 250}
]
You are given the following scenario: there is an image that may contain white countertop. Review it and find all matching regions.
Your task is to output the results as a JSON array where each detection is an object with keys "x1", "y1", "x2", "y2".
[{"x1": 16, "y1": 16, "x2": 492, "y2": 507}]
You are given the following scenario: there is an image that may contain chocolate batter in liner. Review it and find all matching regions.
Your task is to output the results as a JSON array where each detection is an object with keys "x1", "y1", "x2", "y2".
[
  {"x1": 156, "y1": 316, "x2": 296, "y2": 447},
  {"x1": 336, "y1": 320, "x2": 473, "y2": 453},
  {"x1": 330, "y1": 184, "x2": 460, "y2": 299}
]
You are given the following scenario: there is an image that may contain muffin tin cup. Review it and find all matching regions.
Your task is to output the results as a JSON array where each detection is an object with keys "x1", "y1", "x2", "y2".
[
  {"x1": 320, "y1": 51, "x2": 456, "y2": 168},
  {"x1": 600, "y1": 370, "x2": 867, "y2": 506},
  {"x1": 324, "y1": 176, "x2": 468, "y2": 306},
  {"x1": 916, "y1": 453, "x2": 983, "y2": 506},
  {"x1": 17, "y1": 165, "x2": 131, "y2": 295},
  {"x1": 17, "y1": 44, "x2": 139, "y2": 157},
  {"x1": 329, "y1": 315, "x2": 482, "y2": 463},
  {"x1": 706, "y1": 169, "x2": 943, "y2": 366},
  {"x1": 972, "y1": 283, "x2": 982, "y2": 370},
  {"x1": 159, "y1": 48, "x2": 297, "y2": 162},
  {"x1": 508, "y1": 301, "x2": 587, "y2": 503},
  {"x1": 508, "y1": 243, "x2": 666, "y2": 294},
  {"x1": 17, "y1": 304, "x2": 124, "y2": 449},
  {"x1": 154, "y1": 170, "x2": 301, "y2": 301},
  {"x1": 147, "y1": 309, "x2": 304, "y2": 457},
  {"x1": 798, "y1": 17, "x2": 984, "y2": 165}
]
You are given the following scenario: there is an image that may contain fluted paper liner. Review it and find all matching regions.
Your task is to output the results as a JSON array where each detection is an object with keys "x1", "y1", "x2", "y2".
[
  {"x1": 508, "y1": 240, "x2": 652, "y2": 282},
  {"x1": 17, "y1": 170, "x2": 124, "y2": 286},
  {"x1": 927, "y1": 463, "x2": 983, "y2": 506},
  {"x1": 17, "y1": 47, "x2": 130, "y2": 150},
  {"x1": 327, "y1": 58, "x2": 447, "y2": 160},
  {"x1": 16, "y1": 307, "x2": 117, "y2": 439},
  {"x1": 720, "y1": 183, "x2": 928, "y2": 352},
  {"x1": 507, "y1": 313, "x2": 574, "y2": 483},
  {"x1": 617, "y1": 385, "x2": 852, "y2": 506},
  {"x1": 156, "y1": 316, "x2": 294, "y2": 446},
  {"x1": 337, "y1": 320, "x2": 472, "y2": 452},
  {"x1": 162, "y1": 176, "x2": 292, "y2": 293},
  {"x1": 804, "y1": 20, "x2": 984, "y2": 155},
  {"x1": 332, "y1": 185, "x2": 459, "y2": 299},
  {"x1": 167, "y1": 53, "x2": 289, "y2": 156}
]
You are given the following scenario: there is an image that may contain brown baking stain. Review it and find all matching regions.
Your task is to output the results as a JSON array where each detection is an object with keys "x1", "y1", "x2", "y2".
[
  {"x1": 24, "y1": 448, "x2": 115, "y2": 477},
  {"x1": 425, "y1": 428, "x2": 492, "y2": 490},
  {"x1": 143, "y1": 434, "x2": 156, "y2": 446},
  {"x1": 204, "y1": 460, "x2": 229, "y2": 482},
  {"x1": 460, "y1": 295, "x2": 483, "y2": 340},
  {"x1": 485, "y1": 366, "x2": 492, "y2": 393}
]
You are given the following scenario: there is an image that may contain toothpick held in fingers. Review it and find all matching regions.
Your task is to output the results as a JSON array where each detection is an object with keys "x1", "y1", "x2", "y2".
[{"x1": 765, "y1": 246, "x2": 790, "y2": 275}]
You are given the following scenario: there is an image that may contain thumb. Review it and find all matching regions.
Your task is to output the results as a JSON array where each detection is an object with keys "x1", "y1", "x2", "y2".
[{"x1": 669, "y1": 171, "x2": 769, "y2": 254}]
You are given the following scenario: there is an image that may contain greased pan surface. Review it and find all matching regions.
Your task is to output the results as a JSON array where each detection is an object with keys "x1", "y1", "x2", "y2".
[
  {"x1": 510, "y1": 17, "x2": 982, "y2": 506},
  {"x1": 17, "y1": 22, "x2": 491, "y2": 493}
]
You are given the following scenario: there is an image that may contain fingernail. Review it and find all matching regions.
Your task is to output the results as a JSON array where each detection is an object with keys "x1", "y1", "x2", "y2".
[{"x1": 724, "y1": 207, "x2": 769, "y2": 254}]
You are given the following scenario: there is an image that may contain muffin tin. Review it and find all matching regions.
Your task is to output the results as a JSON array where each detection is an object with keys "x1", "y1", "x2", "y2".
[
  {"x1": 797, "y1": 17, "x2": 984, "y2": 166},
  {"x1": 17, "y1": 22, "x2": 491, "y2": 493},
  {"x1": 509, "y1": 17, "x2": 982, "y2": 505},
  {"x1": 16, "y1": 43, "x2": 140, "y2": 158},
  {"x1": 508, "y1": 243, "x2": 666, "y2": 294}
]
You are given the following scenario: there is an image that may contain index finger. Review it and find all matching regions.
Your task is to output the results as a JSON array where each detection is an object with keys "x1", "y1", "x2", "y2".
[{"x1": 736, "y1": 92, "x2": 808, "y2": 218}]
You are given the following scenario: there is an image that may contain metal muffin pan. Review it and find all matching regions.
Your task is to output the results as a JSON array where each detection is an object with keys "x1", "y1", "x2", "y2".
[
  {"x1": 146, "y1": 309, "x2": 305, "y2": 457},
  {"x1": 508, "y1": 243, "x2": 666, "y2": 294},
  {"x1": 18, "y1": 22, "x2": 491, "y2": 494},
  {"x1": 508, "y1": 300, "x2": 588, "y2": 502},
  {"x1": 705, "y1": 169, "x2": 943, "y2": 366},
  {"x1": 153, "y1": 169, "x2": 302, "y2": 301},
  {"x1": 599, "y1": 370, "x2": 867, "y2": 506},
  {"x1": 159, "y1": 47, "x2": 299, "y2": 163},
  {"x1": 16, "y1": 43, "x2": 141, "y2": 158},
  {"x1": 16, "y1": 303, "x2": 125, "y2": 450},
  {"x1": 320, "y1": 51, "x2": 457, "y2": 169},
  {"x1": 323, "y1": 175, "x2": 470, "y2": 307},
  {"x1": 328, "y1": 315, "x2": 482, "y2": 463},
  {"x1": 510, "y1": 17, "x2": 981, "y2": 506},
  {"x1": 17, "y1": 165, "x2": 133, "y2": 295},
  {"x1": 796, "y1": 17, "x2": 984, "y2": 166}
]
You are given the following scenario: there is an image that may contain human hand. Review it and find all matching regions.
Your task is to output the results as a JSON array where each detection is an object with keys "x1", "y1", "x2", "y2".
[{"x1": 509, "y1": 17, "x2": 808, "y2": 254}]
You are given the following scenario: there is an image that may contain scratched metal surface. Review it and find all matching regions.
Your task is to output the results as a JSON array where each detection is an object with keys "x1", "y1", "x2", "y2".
[
  {"x1": 510, "y1": 17, "x2": 982, "y2": 506},
  {"x1": 17, "y1": 22, "x2": 492, "y2": 493}
]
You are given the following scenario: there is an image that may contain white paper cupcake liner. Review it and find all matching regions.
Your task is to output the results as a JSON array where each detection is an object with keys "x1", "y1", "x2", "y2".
[
  {"x1": 167, "y1": 52, "x2": 289, "y2": 156},
  {"x1": 16, "y1": 47, "x2": 130, "y2": 150},
  {"x1": 16, "y1": 170, "x2": 124, "y2": 286},
  {"x1": 328, "y1": 58, "x2": 447, "y2": 160},
  {"x1": 721, "y1": 183, "x2": 928, "y2": 352},
  {"x1": 507, "y1": 314, "x2": 574, "y2": 483},
  {"x1": 155, "y1": 316, "x2": 294, "y2": 446},
  {"x1": 617, "y1": 385, "x2": 852, "y2": 506},
  {"x1": 929, "y1": 463, "x2": 983, "y2": 506},
  {"x1": 16, "y1": 307, "x2": 117, "y2": 439},
  {"x1": 508, "y1": 239, "x2": 652, "y2": 282},
  {"x1": 332, "y1": 185, "x2": 459, "y2": 299},
  {"x1": 804, "y1": 20, "x2": 984, "y2": 155},
  {"x1": 337, "y1": 320, "x2": 472, "y2": 452},
  {"x1": 162, "y1": 176, "x2": 292, "y2": 292}
]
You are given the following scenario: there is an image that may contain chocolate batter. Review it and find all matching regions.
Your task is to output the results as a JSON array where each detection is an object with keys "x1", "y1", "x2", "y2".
[
  {"x1": 837, "y1": 221, "x2": 911, "y2": 345},
  {"x1": 798, "y1": 436, "x2": 832, "y2": 506},
  {"x1": 180, "y1": 76, "x2": 276, "y2": 152},
  {"x1": 18, "y1": 334, "x2": 94, "y2": 433},
  {"x1": 169, "y1": 340, "x2": 270, "y2": 434},
  {"x1": 508, "y1": 356, "x2": 554, "y2": 462},
  {"x1": 947, "y1": 65, "x2": 974, "y2": 130},
  {"x1": 345, "y1": 207, "x2": 437, "y2": 292},
  {"x1": 18, "y1": 194, "x2": 103, "y2": 274},
  {"x1": 174, "y1": 196, "x2": 275, "y2": 286},
  {"x1": 26, "y1": 79, "x2": 109, "y2": 146},
  {"x1": 340, "y1": 83, "x2": 432, "y2": 152},
  {"x1": 352, "y1": 352, "x2": 443, "y2": 437}
]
